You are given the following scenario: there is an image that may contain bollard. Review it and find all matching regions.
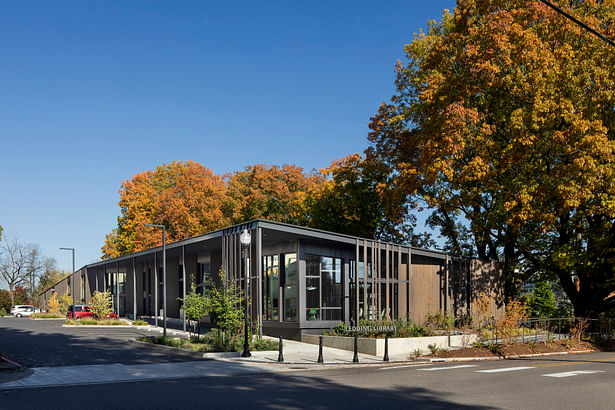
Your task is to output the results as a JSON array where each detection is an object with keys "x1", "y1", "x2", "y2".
[
  {"x1": 383, "y1": 335, "x2": 389, "y2": 362},
  {"x1": 353, "y1": 335, "x2": 359, "y2": 363},
  {"x1": 278, "y1": 336, "x2": 284, "y2": 363},
  {"x1": 318, "y1": 335, "x2": 324, "y2": 363}
]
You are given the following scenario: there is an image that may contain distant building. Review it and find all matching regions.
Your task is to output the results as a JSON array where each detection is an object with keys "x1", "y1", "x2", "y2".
[{"x1": 40, "y1": 220, "x2": 504, "y2": 339}]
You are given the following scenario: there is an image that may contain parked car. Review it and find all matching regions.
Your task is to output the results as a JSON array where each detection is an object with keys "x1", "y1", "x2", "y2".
[
  {"x1": 11, "y1": 305, "x2": 37, "y2": 318},
  {"x1": 66, "y1": 304, "x2": 93, "y2": 320},
  {"x1": 66, "y1": 304, "x2": 119, "y2": 320}
]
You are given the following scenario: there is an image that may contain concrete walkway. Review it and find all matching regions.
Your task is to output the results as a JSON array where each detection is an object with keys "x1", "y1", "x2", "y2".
[{"x1": 0, "y1": 337, "x2": 420, "y2": 390}]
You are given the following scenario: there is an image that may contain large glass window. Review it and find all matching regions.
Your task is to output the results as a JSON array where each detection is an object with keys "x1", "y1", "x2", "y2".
[
  {"x1": 321, "y1": 256, "x2": 342, "y2": 320},
  {"x1": 357, "y1": 261, "x2": 373, "y2": 319},
  {"x1": 263, "y1": 255, "x2": 279, "y2": 320},
  {"x1": 196, "y1": 254, "x2": 211, "y2": 295},
  {"x1": 81, "y1": 274, "x2": 86, "y2": 303},
  {"x1": 283, "y1": 253, "x2": 297, "y2": 322},
  {"x1": 306, "y1": 256, "x2": 321, "y2": 321},
  {"x1": 118, "y1": 272, "x2": 126, "y2": 316},
  {"x1": 178, "y1": 264, "x2": 184, "y2": 308},
  {"x1": 305, "y1": 254, "x2": 342, "y2": 321}
]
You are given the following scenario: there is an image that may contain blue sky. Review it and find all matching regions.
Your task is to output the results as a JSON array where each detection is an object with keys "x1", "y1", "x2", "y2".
[{"x1": 0, "y1": 0, "x2": 456, "y2": 274}]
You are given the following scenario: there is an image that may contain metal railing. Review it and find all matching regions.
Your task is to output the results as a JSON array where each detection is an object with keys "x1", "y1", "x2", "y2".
[{"x1": 479, "y1": 317, "x2": 615, "y2": 345}]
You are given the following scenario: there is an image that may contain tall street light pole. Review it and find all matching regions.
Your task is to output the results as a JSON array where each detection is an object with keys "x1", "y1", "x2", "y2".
[
  {"x1": 240, "y1": 229, "x2": 251, "y2": 358},
  {"x1": 59, "y1": 248, "x2": 75, "y2": 317},
  {"x1": 145, "y1": 224, "x2": 167, "y2": 337}
]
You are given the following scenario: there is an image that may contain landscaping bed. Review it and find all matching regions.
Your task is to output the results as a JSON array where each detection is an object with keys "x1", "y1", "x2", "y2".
[
  {"x1": 432, "y1": 339, "x2": 597, "y2": 358},
  {"x1": 65, "y1": 319, "x2": 129, "y2": 326},
  {"x1": 138, "y1": 335, "x2": 278, "y2": 353},
  {"x1": 31, "y1": 313, "x2": 65, "y2": 319}
]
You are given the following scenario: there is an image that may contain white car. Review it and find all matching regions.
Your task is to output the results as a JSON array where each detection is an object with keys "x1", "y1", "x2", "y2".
[{"x1": 10, "y1": 305, "x2": 39, "y2": 318}]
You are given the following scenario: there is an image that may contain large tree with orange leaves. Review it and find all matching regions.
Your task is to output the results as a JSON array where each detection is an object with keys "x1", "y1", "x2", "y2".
[
  {"x1": 102, "y1": 161, "x2": 233, "y2": 258},
  {"x1": 368, "y1": 0, "x2": 615, "y2": 315},
  {"x1": 226, "y1": 164, "x2": 322, "y2": 226}
]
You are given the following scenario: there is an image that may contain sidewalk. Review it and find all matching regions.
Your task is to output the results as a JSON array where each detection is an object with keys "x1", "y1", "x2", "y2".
[
  {"x1": 0, "y1": 337, "x2": 421, "y2": 390},
  {"x1": 132, "y1": 322, "x2": 416, "y2": 363}
]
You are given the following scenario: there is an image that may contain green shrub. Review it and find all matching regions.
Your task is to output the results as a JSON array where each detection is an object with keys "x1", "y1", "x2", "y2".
[
  {"x1": 327, "y1": 318, "x2": 430, "y2": 338},
  {"x1": 250, "y1": 337, "x2": 278, "y2": 351},
  {"x1": 132, "y1": 320, "x2": 148, "y2": 326},
  {"x1": 180, "y1": 282, "x2": 206, "y2": 339},
  {"x1": 0, "y1": 307, "x2": 7, "y2": 317},
  {"x1": 206, "y1": 268, "x2": 245, "y2": 342},
  {"x1": 427, "y1": 343, "x2": 441, "y2": 355},
  {"x1": 488, "y1": 341, "x2": 503, "y2": 355},
  {"x1": 143, "y1": 333, "x2": 277, "y2": 353},
  {"x1": 424, "y1": 312, "x2": 455, "y2": 332}
]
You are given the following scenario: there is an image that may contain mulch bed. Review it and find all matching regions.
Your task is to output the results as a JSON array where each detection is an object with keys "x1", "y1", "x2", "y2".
[{"x1": 433, "y1": 339, "x2": 597, "y2": 358}]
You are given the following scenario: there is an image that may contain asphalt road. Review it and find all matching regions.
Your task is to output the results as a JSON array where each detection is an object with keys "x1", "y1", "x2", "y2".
[
  {"x1": 0, "y1": 317, "x2": 198, "y2": 367},
  {"x1": 2, "y1": 318, "x2": 614, "y2": 409},
  {"x1": 2, "y1": 352, "x2": 615, "y2": 409}
]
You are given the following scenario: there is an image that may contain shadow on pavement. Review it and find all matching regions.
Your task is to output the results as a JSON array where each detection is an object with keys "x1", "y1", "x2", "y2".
[
  {"x1": 0, "y1": 320, "x2": 203, "y2": 368},
  {"x1": 0, "y1": 372, "x2": 495, "y2": 410}
]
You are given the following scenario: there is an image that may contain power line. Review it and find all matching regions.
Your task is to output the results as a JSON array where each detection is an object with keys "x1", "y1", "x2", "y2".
[{"x1": 538, "y1": 0, "x2": 615, "y2": 47}]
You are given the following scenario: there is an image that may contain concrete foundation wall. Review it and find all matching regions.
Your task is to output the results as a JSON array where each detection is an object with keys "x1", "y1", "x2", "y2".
[{"x1": 301, "y1": 333, "x2": 478, "y2": 356}]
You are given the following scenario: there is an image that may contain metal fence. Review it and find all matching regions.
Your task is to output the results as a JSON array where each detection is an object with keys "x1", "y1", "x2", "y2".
[{"x1": 480, "y1": 317, "x2": 615, "y2": 345}]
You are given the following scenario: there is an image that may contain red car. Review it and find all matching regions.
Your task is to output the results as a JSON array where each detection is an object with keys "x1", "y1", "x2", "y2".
[{"x1": 66, "y1": 304, "x2": 118, "y2": 320}]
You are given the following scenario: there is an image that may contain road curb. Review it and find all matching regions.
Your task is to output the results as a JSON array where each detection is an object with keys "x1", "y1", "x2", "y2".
[
  {"x1": 428, "y1": 349, "x2": 599, "y2": 362},
  {"x1": 62, "y1": 325, "x2": 132, "y2": 328},
  {"x1": 0, "y1": 356, "x2": 23, "y2": 372}
]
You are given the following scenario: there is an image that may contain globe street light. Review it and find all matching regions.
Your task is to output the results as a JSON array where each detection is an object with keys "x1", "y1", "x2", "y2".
[
  {"x1": 59, "y1": 248, "x2": 75, "y2": 318},
  {"x1": 145, "y1": 224, "x2": 167, "y2": 337},
  {"x1": 240, "y1": 229, "x2": 251, "y2": 358}
]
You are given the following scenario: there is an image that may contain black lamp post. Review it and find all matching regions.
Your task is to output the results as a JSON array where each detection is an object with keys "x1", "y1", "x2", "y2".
[
  {"x1": 145, "y1": 224, "x2": 167, "y2": 337},
  {"x1": 59, "y1": 247, "x2": 75, "y2": 317},
  {"x1": 240, "y1": 229, "x2": 251, "y2": 358}
]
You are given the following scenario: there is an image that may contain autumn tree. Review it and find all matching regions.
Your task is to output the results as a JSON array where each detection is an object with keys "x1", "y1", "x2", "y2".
[
  {"x1": 37, "y1": 266, "x2": 70, "y2": 296},
  {"x1": 59, "y1": 291, "x2": 72, "y2": 314},
  {"x1": 103, "y1": 161, "x2": 233, "y2": 258},
  {"x1": 12, "y1": 286, "x2": 30, "y2": 305},
  {"x1": 305, "y1": 153, "x2": 431, "y2": 244},
  {"x1": 47, "y1": 293, "x2": 60, "y2": 313},
  {"x1": 90, "y1": 291, "x2": 113, "y2": 320},
  {"x1": 226, "y1": 164, "x2": 321, "y2": 226},
  {"x1": 368, "y1": 0, "x2": 615, "y2": 315},
  {"x1": 0, "y1": 289, "x2": 10, "y2": 312}
]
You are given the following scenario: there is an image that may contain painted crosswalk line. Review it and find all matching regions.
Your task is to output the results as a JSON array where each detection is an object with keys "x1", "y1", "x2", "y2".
[
  {"x1": 419, "y1": 365, "x2": 477, "y2": 371},
  {"x1": 476, "y1": 367, "x2": 535, "y2": 373},
  {"x1": 543, "y1": 370, "x2": 605, "y2": 378}
]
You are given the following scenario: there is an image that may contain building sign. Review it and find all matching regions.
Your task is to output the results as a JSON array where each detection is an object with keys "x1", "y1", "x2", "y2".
[{"x1": 344, "y1": 325, "x2": 397, "y2": 333}]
